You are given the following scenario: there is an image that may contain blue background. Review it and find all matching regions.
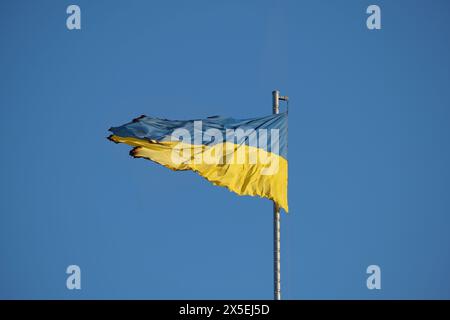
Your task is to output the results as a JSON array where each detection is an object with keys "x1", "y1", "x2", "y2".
[{"x1": 1, "y1": 0, "x2": 450, "y2": 299}]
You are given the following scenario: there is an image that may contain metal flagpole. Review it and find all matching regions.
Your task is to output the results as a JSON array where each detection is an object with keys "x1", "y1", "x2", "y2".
[{"x1": 272, "y1": 90, "x2": 288, "y2": 300}]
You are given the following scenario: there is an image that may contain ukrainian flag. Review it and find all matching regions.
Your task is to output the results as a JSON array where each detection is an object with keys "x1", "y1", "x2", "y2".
[{"x1": 108, "y1": 113, "x2": 288, "y2": 212}]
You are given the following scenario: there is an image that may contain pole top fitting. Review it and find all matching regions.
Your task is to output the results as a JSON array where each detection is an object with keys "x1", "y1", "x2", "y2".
[{"x1": 272, "y1": 90, "x2": 288, "y2": 102}]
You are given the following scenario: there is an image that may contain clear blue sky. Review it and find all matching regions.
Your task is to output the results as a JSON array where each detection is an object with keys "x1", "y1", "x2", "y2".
[{"x1": 1, "y1": 0, "x2": 450, "y2": 299}]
